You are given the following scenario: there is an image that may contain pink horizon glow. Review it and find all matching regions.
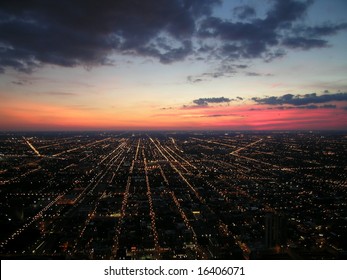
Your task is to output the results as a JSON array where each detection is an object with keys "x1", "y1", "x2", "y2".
[{"x1": 1, "y1": 99, "x2": 346, "y2": 131}]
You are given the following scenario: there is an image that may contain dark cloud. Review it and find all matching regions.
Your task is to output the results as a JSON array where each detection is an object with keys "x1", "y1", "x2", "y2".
[
  {"x1": 246, "y1": 72, "x2": 261, "y2": 76},
  {"x1": 201, "y1": 113, "x2": 243, "y2": 118},
  {"x1": 285, "y1": 104, "x2": 337, "y2": 110},
  {"x1": 250, "y1": 104, "x2": 338, "y2": 111},
  {"x1": 12, "y1": 81, "x2": 25, "y2": 86},
  {"x1": 193, "y1": 97, "x2": 232, "y2": 106},
  {"x1": 11, "y1": 78, "x2": 33, "y2": 86},
  {"x1": 44, "y1": 92, "x2": 78, "y2": 96},
  {"x1": 198, "y1": 0, "x2": 315, "y2": 60},
  {"x1": 282, "y1": 37, "x2": 328, "y2": 49},
  {"x1": 198, "y1": 0, "x2": 346, "y2": 61},
  {"x1": 265, "y1": 0, "x2": 313, "y2": 27},
  {"x1": 202, "y1": 114, "x2": 226, "y2": 118},
  {"x1": 283, "y1": 22, "x2": 347, "y2": 49},
  {"x1": 295, "y1": 23, "x2": 347, "y2": 37},
  {"x1": 1, "y1": 0, "x2": 346, "y2": 74},
  {"x1": 187, "y1": 62, "x2": 273, "y2": 81},
  {"x1": 263, "y1": 49, "x2": 286, "y2": 62},
  {"x1": 320, "y1": 104, "x2": 337, "y2": 109},
  {"x1": 233, "y1": 5, "x2": 256, "y2": 20},
  {"x1": 0, "y1": 0, "x2": 220, "y2": 73},
  {"x1": 252, "y1": 92, "x2": 347, "y2": 106},
  {"x1": 235, "y1": 64, "x2": 248, "y2": 69},
  {"x1": 199, "y1": 17, "x2": 275, "y2": 59}
]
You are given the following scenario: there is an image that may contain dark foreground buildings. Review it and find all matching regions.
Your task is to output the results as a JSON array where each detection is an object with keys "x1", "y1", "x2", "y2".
[{"x1": 0, "y1": 131, "x2": 346, "y2": 259}]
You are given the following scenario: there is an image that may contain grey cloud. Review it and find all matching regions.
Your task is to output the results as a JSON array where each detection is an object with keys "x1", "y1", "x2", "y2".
[
  {"x1": 187, "y1": 63, "x2": 239, "y2": 83},
  {"x1": 235, "y1": 64, "x2": 248, "y2": 69},
  {"x1": 193, "y1": 97, "x2": 232, "y2": 106},
  {"x1": 246, "y1": 72, "x2": 261, "y2": 76},
  {"x1": 233, "y1": 5, "x2": 256, "y2": 20},
  {"x1": 252, "y1": 92, "x2": 347, "y2": 106},
  {"x1": 198, "y1": 0, "x2": 314, "y2": 60},
  {"x1": 293, "y1": 104, "x2": 337, "y2": 110},
  {"x1": 320, "y1": 104, "x2": 337, "y2": 109},
  {"x1": 198, "y1": 0, "x2": 346, "y2": 62},
  {"x1": 1, "y1": 0, "x2": 346, "y2": 74},
  {"x1": 282, "y1": 37, "x2": 328, "y2": 50},
  {"x1": 250, "y1": 104, "x2": 337, "y2": 111},
  {"x1": 283, "y1": 22, "x2": 347, "y2": 49},
  {"x1": 187, "y1": 70, "x2": 227, "y2": 83},
  {"x1": 187, "y1": 72, "x2": 225, "y2": 83},
  {"x1": 296, "y1": 23, "x2": 347, "y2": 37},
  {"x1": 187, "y1": 76, "x2": 204, "y2": 83},
  {"x1": 0, "y1": 0, "x2": 221, "y2": 73},
  {"x1": 12, "y1": 81, "x2": 25, "y2": 86},
  {"x1": 201, "y1": 113, "x2": 243, "y2": 118},
  {"x1": 202, "y1": 114, "x2": 226, "y2": 118}
]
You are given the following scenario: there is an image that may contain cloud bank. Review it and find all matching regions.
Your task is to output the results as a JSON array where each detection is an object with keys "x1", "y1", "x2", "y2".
[
  {"x1": 252, "y1": 92, "x2": 347, "y2": 106},
  {"x1": 0, "y1": 0, "x2": 346, "y2": 73}
]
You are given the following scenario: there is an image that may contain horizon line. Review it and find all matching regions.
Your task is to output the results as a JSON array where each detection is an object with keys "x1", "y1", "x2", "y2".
[{"x1": 1, "y1": 129, "x2": 347, "y2": 133}]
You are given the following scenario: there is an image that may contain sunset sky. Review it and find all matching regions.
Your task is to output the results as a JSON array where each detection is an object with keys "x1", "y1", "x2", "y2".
[{"x1": 1, "y1": 0, "x2": 347, "y2": 130}]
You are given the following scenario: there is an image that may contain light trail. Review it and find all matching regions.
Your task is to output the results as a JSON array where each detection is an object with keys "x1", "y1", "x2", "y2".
[
  {"x1": 0, "y1": 193, "x2": 64, "y2": 249},
  {"x1": 148, "y1": 136, "x2": 169, "y2": 161},
  {"x1": 135, "y1": 138, "x2": 141, "y2": 160},
  {"x1": 165, "y1": 145, "x2": 197, "y2": 170},
  {"x1": 191, "y1": 137, "x2": 235, "y2": 149},
  {"x1": 22, "y1": 137, "x2": 41, "y2": 157},
  {"x1": 52, "y1": 137, "x2": 112, "y2": 157},
  {"x1": 111, "y1": 140, "x2": 137, "y2": 259},
  {"x1": 143, "y1": 149, "x2": 160, "y2": 256},
  {"x1": 230, "y1": 138, "x2": 263, "y2": 154},
  {"x1": 1, "y1": 139, "x2": 127, "y2": 255},
  {"x1": 150, "y1": 137, "x2": 204, "y2": 205},
  {"x1": 155, "y1": 153, "x2": 199, "y2": 254}
]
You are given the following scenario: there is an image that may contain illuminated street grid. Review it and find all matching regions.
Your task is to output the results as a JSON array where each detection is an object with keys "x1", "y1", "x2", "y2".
[{"x1": 0, "y1": 131, "x2": 346, "y2": 259}]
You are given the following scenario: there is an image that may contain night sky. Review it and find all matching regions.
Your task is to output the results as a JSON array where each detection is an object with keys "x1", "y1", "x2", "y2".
[{"x1": 1, "y1": 0, "x2": 347, "y2": 130}]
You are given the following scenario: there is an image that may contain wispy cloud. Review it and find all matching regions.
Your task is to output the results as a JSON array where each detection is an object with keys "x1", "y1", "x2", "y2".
[
  {"x1": 11, "y1": 80, "x2": 27, "y2": 86},
  {"x1": 200, "y1": 113, "x2": 244, "y2": 118},
  {"x1": 187, "y1": 64, "x2": 236, "y2": 83},
  {"x1": 250, "y1": 104, "x2": 338, "y2": 111},
  {"x1": 46, "y1": 92, "x2": 79, "y2": 96}
]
